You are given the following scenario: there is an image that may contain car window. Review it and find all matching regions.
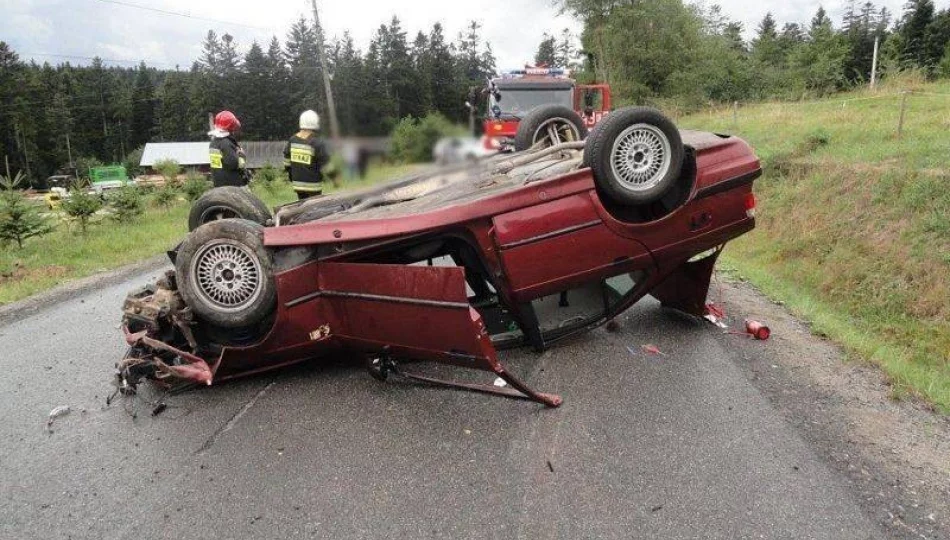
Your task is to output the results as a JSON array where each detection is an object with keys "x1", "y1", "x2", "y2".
[{"x1": 492, "y1": 89, "x2": 573, "y2": 116}]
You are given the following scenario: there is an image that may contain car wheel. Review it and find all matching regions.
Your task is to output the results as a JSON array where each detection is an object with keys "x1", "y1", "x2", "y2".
[
  {"x1": 513, "y1": 104, "x2": 589, "y2": 152},
  {"x1": 176, "y1": 219, "x2": 277, "y2": 329},
  {"x1": 188, "y1": 186, "x2": 272, "y2": 232},
  {"x1": 585, "y1": 107, "x2": 684, "y2": 206}
]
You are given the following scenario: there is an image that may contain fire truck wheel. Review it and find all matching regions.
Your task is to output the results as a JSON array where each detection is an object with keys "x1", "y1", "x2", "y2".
[
  {"x1": 585, "y1": 107, "x2": 684, "y2": 206},
  {"x1": 176, "y1": 219, "x2": 277, "y2": 330},
  {"x1": 513, "y1": 105, "x2": 589, "y2": 151},
  {"x1": 188, "y1": 186, "x2": 273, "y2": 232}
]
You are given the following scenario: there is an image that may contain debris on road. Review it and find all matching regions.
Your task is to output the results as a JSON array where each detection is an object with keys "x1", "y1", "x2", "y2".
[
  {"x1": 150, "y1": 403, "x2": 167, "y2": 417},
  {"x1": 744, "y1": 319, "x2": 771, "y2": 340},
  {"x1": 626, "y1": 344, "x2": 667, "y2": 357},
  {"x1": 46, "y1": 405, "x2": 71, "y2": 431},
  {"x1": 704, "y1": 302, "x2": 729, "y2": 329}
]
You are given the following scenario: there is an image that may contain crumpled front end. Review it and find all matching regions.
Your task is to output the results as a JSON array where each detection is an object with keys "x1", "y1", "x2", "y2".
[{"x1": 116, "y1": 271, "x2": 218, "y2": 393}]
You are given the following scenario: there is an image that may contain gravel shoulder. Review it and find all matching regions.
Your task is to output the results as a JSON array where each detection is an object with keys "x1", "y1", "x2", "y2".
[{"x1": 714, "y1": 277, "x2": 950, "y2": 539}]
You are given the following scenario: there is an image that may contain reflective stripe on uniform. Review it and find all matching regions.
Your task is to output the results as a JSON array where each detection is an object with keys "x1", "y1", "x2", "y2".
[
  {"x1": 210, "y1": 148, "x2": 223, "y2": 169},
  {"x1": 292, "y1": 181, "x2": 323, "y2": 193},
  {"x1": 289, "y1": 142, "x2": 314, "y2": 165}
]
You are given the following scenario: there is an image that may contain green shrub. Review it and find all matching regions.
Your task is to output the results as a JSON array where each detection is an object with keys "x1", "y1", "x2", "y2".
[
  {"x1": 124, "y1": 146, "x2": 145, "y2": 178},
  {"x1": 182, "y1": 171, "x2": 212, "y2": 202},
  {"x1": 75, "y1": 156, "x2": 102, "y2": 181},
  {"x1": 390, "y1": 112, "x2": 464, "y2": 163},
  {"x1": 60, "y1": 183, "x2": 103, "y2": 233},
  {"x1": 152, "y1": 185, "x2": 179, "y2": 210},
  {"x1": 0, "y1": 172, "x2": 53, "y2": 248},
  {"x1": 154, "y1": 159, "x2": 182, "y2": 187},
  {"x1": 108, "y1": 184, "x2": 145, "y2": 223},
  {"x1": 251, "y1": 164, "x2": 285, "y2": 195}
]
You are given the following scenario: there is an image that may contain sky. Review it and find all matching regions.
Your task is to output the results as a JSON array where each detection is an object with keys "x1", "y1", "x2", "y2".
[{"x1": 0, "y1": 0, "x2": 946, "y2": 71}]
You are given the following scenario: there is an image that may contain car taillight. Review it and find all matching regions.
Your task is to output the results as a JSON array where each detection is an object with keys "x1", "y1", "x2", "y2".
[
  {"x1": 491, "y1": 121, "x2": 505, "y2": 132},
  {"x1": 744, "y1": 192, "x2": 757, "y2": 218}
]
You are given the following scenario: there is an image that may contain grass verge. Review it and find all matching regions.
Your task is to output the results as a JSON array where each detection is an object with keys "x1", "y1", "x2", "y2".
[
  {"x1": 0, "y1": 164, "x2": 414, "y2": 306},
  {"x1": 682, "y1": 77, "x2": 950, "y2": 412}
]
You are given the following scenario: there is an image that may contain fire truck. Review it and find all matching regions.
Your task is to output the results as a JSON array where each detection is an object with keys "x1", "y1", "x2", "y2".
[{"x1": 481, "y1": 67, "x2": 612, "y2": 152}]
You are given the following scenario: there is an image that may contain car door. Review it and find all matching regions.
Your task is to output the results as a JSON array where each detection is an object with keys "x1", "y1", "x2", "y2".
[
  {"x1": 307, "y1": 261, "x2": 502, "y2": 371},
  {"x1": 492, "y1": 192, "x2": 654, "y2": 302}
]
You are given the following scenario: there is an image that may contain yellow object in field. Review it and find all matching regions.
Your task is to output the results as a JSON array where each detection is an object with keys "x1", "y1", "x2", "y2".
[{"x1": 44, "y1": 192, "x2": 63, "y2": 210}]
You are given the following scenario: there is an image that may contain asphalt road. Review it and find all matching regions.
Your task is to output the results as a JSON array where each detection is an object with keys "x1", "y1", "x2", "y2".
[{"x1": 0, "y1": 266, "x2": 887, "y2": 540}]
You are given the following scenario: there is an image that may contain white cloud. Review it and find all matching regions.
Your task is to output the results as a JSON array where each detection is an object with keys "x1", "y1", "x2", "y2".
[{"x1": 1, "y1": 0, "x2": 948, "y2": 69}]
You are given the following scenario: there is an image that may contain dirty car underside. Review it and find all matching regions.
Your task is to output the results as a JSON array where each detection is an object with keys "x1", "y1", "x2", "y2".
[{"x1": 117, "y1": 108, "x2": 761, "y2": 407}]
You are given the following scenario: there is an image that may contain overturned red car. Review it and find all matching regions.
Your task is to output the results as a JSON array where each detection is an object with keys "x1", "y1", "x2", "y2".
[{"x1": 118, "y1": 107, "x2": 760, "y2": 407}]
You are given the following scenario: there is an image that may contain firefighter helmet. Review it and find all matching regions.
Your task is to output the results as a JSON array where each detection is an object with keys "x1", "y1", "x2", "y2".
[
  {"x1": 299, "y1": 110, "x2": 320, "y2": 131},
  {"x1": 214, "y1": 111, "x2": 241, "y2": 133}
]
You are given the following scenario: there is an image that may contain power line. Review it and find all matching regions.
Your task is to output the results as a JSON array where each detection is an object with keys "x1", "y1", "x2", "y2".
[
  {"x1": 22, "y1": 52, "x2": 180, "y2": 68},
  {"x1": 93, "y1": 0, "x2": 272, "y2": 31}
]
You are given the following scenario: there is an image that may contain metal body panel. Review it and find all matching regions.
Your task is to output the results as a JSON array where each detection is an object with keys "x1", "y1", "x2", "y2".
[{"x1": 120, "y1": 130, "x2": 761, "y2": 407}]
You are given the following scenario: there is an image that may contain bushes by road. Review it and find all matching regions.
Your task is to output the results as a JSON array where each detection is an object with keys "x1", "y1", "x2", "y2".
[
  {"x1": 0, "y1": 163, "x2": 412, "y2": 306},
  {"x1": 389, "y1": 113, "x2": 466, "y2": 163}
]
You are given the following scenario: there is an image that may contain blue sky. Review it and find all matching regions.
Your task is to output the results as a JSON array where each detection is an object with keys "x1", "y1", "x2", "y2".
[{"x1": 0, "y1": 0, "x2": 944, "y2": 70}]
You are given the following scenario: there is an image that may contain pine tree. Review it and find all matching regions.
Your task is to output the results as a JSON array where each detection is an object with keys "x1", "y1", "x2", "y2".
[
  {"x1": 157, "y1": 72, "x2": 191, "y2": 141},
  {"x1": 535, "y1": 33, "x2": 558, "y2": 66},
  {"x1": 411, "y1": 31, "x2": 434, "y2": 115},
  {"x1": 285, "y1": 17, "x2": 325, "y2": 124},
  {"x1": 265, "y1": 36, "x2": 292, "y2": 138},
  {"x1": 130, "y1": 62, "x2": 155, "y2": 148},
  {"x1": 557, "y1": 29, "x2": 579, "y2": 70},
  {"x1": 427, "y1": 23, "x2": 461, "y2": 121},
  {"x1": 752, "y1": 13, "x2": 784, "y2": 66},
  {"x1": 899, "y1": 0, "x2": 936, "y2": 68},
  {"x1": 239, "y1": 42, "x2": 268, "y2": 138},
  {"x1": 0, "y1": 172, "x2": 53, "y2": 248}
]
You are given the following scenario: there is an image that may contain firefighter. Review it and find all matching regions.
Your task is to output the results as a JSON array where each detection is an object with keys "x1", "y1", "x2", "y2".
[
  {"x1": 208, "y1": 110, "x2": 248, "y2": 187},
  {"x1": 284, "y1": 109, "x2": 333, "y2": 200}
]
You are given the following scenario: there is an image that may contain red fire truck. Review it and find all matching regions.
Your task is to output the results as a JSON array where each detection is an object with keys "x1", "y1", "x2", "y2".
[{"x1": 481, "y1": 67, "x2": 612, "y2": 152}]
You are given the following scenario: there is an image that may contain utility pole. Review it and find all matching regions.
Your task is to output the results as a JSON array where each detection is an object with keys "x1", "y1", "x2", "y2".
[
  {"x1": 309, "y1": 0, "x2": 341, "y2": 143},
  {"x1": 66, "y1": 132, "x2": 74, "y2": 169},
  {"x1": 870, "y1": 36, "x2": 879, "y2": 90}
]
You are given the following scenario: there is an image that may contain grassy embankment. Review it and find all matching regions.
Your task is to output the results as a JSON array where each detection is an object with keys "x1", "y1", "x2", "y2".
[
  {"x1": 0, "y1": 164, "x2": 414, "y2": 306},
  {"x1": 680, "y1": 75, "x2": 950, "y2": 412}
]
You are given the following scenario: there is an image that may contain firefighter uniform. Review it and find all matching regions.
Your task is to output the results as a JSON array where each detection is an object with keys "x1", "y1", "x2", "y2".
[
  {"x1": 284, "y1": 133, "x2": 330, "y2": 199},
  {"x1": 209, "y1": 136, "x2": 248, "y2": 187}
]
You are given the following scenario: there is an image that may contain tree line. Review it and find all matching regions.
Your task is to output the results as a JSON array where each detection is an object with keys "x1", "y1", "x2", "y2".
[
  {"x1": 557, "y1": 0, "x2": 950, "y2": 105},
  {"x1": 3, "y1": 2, "x2": 949, "y2": 186},
  {"x1": 0, "y1": 16, "x2": 496, "y2": 184}
]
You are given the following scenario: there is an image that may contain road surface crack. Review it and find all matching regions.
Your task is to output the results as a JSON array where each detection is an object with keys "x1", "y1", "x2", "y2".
[{"x1": 196, "y1": 381, "x2": 275, "y2": 453}]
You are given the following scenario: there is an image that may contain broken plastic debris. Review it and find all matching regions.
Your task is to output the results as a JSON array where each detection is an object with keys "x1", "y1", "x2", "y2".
[
  {"x1": 46, "y1": 405, "x2": 71, "y2": 431},
  {"x1": 703, "y1": 302, "x2": 729, "y2": 329},
  {"x1": 626, "y1": 344, "x2": 666, "y2": 357},
  {"x1": 744, "y1": 319, "x2": 771, "y2": 340},
  {"x1": 641, "y1": 344, "x2": 666, "y2": 356},
  {"x1": 493, "y1": 377, "x2": 508, "y2": 388}
]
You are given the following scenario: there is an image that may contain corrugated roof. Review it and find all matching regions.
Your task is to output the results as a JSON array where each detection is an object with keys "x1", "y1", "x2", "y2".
[
  {"x1": 243, "y1": 141, "x2": 286, "y2": 169},
  {"x1": 140, "y1": 141, "x2": 287, "y2": 169},
  {"x1": 140, "y1": 142, "x2": 209, "y2": 167}
]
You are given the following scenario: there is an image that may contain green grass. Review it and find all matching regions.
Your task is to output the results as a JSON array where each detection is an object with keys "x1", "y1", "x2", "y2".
[
  {"x1": 681, "y1": 76, "x2": 950, "y2": 412},
  {"x1": 0, "y1": 164, "x2": 414, "y2": 306}
]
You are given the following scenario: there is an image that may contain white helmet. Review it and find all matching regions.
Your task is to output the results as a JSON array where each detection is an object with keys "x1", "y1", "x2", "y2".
[{"x1": 299, "y1": 110, "x2": 320, "y2": 131}]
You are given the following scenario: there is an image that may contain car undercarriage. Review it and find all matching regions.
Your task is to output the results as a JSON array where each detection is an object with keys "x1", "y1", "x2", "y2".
[{"x1": 116, "y1": 107, "x2": 761, "y2": 408}]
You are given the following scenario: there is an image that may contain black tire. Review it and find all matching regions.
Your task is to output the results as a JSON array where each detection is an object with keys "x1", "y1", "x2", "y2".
[
  {"x1": 584, "y1": 107, "x2": 684, "y2": 206},
  {"x1": 176, "y1": 219, "x2": 277, "y2": 329},
  {"x1": 513, "y1": 104, "x2": 589, "y2": 152},
  {"x1": 188, "y1": 186, "x2": 272, "y2": 231}
]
